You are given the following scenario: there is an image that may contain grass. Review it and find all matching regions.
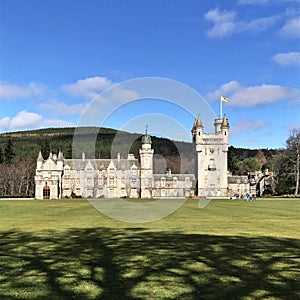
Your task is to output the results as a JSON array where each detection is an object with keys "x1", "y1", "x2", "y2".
[{"x1": 0, "y1": 199, "x2": 299, "y2": 299}]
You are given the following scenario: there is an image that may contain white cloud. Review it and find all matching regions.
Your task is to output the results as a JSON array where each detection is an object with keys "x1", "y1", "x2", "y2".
[
  {"x1": 206, "y1": 81, "x2": 300, "y2": 106},
  {"x1": 231, "y1": 120, "x2": 269, "y2": 136},
  {"x1": 108, "y1": 88, "x2": 140, "y2": 102},
  {"x1": 61, "y1": 76, "x2": 112, "y2": 99},
  {"x1": 204, "y1": 8, "x2": 278, "y2": 38},
  {"x1": 271, "y1": 52, "x2": 300, "y2": 66},
  {"x1": 280, "y1": 16, "x2": 300, "y2": 38},
  {"x1": 0, "y1": 111, "x2": 42, "y2": 130},
  {"x1": 205, "y1": 8, "x2": 236, "y2": 38},
  {"x1": 0, "y1": 82, "x2": 46, "y2": 100},
  {"x1": 245, "y1": 16, "x2": 279, "y2": 32},
  {"x1": 38, "y1": 99, "x2": 86, "y2": 115}
]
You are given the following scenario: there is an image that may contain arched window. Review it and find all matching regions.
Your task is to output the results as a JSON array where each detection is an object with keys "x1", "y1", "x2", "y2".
[
  {"x1": 43, "y1": 184, "x2": 50, "y2": 199},
  {"x1": 208, "y1": 158, "x2": 216, "y2": 171}
]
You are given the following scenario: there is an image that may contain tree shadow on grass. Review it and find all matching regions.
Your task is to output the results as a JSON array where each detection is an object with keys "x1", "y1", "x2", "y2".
[{"x1": 0, "y1": 228, "x2": 299, "y2": 299}]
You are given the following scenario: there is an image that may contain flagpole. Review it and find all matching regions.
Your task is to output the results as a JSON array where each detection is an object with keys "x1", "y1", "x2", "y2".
[{"x1": 220, "y1": 97, "x2": 222, "y2": 119}]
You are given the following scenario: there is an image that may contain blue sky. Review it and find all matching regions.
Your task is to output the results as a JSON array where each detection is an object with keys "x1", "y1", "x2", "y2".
[{"x1": 0, "y1": 0, "x2": 299, "y2": 149}]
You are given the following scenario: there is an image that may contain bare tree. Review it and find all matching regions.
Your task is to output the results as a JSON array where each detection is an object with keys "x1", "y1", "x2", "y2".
[
  {"x1": 285, "y1": 129, "x2": 300, "y2": 195},
  {"x1": 0, "y1": 157, "x2": 35, "y2": 197}
]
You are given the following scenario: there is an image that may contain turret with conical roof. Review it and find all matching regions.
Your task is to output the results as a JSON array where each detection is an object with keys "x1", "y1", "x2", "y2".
[
  {"x1": 192, "y1": 115, "x2": 204, "y2": 133},
  {"x1": 37, "y1": 151, "x2": 43, "y2": 161},
  {"x1": 192, "y1": 115, "x2": 204, "y2": 145},
  {"x1": 221, "y1": 115, "x2": 229, "y2": 147},
  {"x1": 195, "y1": 114, "x2": 203, "y2": 128},
  {"x1": 139, "y1": 125, "x2": 154, "y2": 198},
  {"x1": 221, "y1": 115, "x2": 229, "y2": 129},
  {"x1": 37, "y1": 151, "x2": 43, "y2": 169}
]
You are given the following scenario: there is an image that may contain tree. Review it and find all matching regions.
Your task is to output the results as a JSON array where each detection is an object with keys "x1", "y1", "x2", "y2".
[
  {"x1": 0, "y1": 147, "x2": 3, "y2": 164},
  {"x1": 4, "y1": 139, "x2": 15, "y2": 163},
  {"x1": 255, "y1": 150, "x2": 267, "y2": 171},
  {"x1": 285, "y1": 129, "x2": 300, "y2": 195},
  {"x1": 65, "y1": 142, "x2": 73, "y2": 159},
  {"x1": 41, "y1": 140, "x2": 50, "y2": 159}
]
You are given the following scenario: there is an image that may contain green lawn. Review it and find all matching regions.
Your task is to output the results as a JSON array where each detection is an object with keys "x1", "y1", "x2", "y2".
[{"x1": 0, "y1": 199, "x2": 299, "y2": 299}]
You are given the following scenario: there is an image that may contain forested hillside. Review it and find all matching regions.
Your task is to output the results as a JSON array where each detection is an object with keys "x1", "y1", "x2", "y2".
[{"x1": 0, "y1": 127, "x2": 192, "y2": 160}]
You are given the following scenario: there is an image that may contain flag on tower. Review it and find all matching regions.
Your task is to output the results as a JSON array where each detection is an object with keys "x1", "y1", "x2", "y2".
[{"x1": 221, "y1": 96, "x2": 228, "y2": 102}]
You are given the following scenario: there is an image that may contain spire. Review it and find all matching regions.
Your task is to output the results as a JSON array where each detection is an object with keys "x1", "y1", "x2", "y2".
[
  {"x1": 221, "y1": 115, "x2": 229, "y2": 128},
  {"x1": 141, "y1": 125, "x2": 152, "y2": 144},
  {"x1": 37, "y1": 151, "x2": 43, "y2": 161},
  {"x1": 57, "y1": 151, "x2": 64, "y2": 160},
  {"x1": 191, "y1": 119, "x2": 197, "y2": 132},
  {"x1": 195, "y1": 115, "x2": 203, "y2": 128}
]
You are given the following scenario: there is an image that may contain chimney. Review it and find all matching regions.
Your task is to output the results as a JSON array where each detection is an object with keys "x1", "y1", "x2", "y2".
[{"x1": 82, "y1": 153, "x2": 85, "y2": 161}]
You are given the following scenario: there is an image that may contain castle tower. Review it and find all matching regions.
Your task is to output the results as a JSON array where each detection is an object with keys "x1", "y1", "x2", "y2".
[
  {"x1": 35, "y1": 151, "x2": 64, "y2": 200},
  {"x1": 192, "y1": 115, "x2": 229, "y2": 197},
  {"x1": 139, "y1": 127, "x2": 154, "y2": 198}
]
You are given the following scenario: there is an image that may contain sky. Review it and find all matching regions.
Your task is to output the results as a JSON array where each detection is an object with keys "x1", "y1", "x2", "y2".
[{"x1": 0, "y1": 0, "x2": 299, "y2": 149}]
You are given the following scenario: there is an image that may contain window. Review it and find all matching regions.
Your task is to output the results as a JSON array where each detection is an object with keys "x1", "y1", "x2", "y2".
[
  {"x1": 87, "y1": 168, "x2": 92, "y2": 176},
  {"x1": 87, "y1": 178, "x2": 92, "y2": 186},
  {"x1": 109, "y1": 178, "x2": 114, "y2": 187},
  {"x1": 43, "y1": 185, "x2": 50, "y2": 199},
  {"x1": 99, "y1": 177, "x2": 104, "y2": 186},
  {"x1": 64, "y1": 166, "x2": 70, "y2": 175},
  {"x1": 208, "y1": 158, "x2": 216, "y2": 171}
]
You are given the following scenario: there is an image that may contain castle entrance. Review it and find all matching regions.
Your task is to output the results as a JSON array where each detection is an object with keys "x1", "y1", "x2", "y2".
[{"x1": 43, "y1": 184, "x2": 50, "y2": 199}]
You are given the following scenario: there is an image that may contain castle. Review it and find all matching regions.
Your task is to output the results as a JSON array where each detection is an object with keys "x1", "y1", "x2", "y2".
[{"x1": 35, "y1": 115, "x2": 273, "y2": 199}]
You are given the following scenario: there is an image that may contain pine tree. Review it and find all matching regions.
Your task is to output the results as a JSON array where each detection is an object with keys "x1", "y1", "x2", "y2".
[
  {"x1": 65, "y1": 142, "x2": 72, "y2": 159},
  {"x1": 4, "y1": 139, "x2": 15, "y2": 163},
  {"x1": 41, "y1": 140, "x2": 50, "y2": 159}
]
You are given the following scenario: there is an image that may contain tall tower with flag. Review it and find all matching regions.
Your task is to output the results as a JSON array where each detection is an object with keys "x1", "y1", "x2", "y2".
[{"x1": 192, "y1": 113, "x2": 229, "y2": 197}]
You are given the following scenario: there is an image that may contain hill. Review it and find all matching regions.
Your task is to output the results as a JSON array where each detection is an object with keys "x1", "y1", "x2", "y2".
[{"x1": 0, "y1": 126, "x2": 193, "y2": 164}]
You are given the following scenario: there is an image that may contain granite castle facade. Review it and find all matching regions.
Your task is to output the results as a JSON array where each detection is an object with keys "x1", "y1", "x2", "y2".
[{"x1": 35, "y1": 115, "x2": 273, "y2": 199}]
